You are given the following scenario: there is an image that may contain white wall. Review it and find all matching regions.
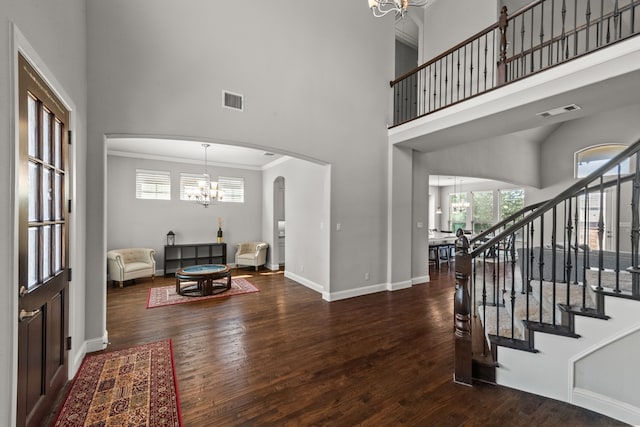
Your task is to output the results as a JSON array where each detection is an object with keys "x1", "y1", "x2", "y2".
[
  {"x1": 262, "y1": 158, "x2": 330, "y2": 297},
  {"x1": 107, "y1": 154, "x2": 262, "y2": 271},
  {"x1": 0, "y1": 0, "x2": 87, "y2": 424}
]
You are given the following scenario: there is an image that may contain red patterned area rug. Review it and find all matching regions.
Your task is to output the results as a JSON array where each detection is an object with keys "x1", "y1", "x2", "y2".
[
  {"x1": 146, "y1": 278, "x2": 259, "y2": 309},
  {"x1": 53, "y1": 339, "x2": 182, "y2": 426}
]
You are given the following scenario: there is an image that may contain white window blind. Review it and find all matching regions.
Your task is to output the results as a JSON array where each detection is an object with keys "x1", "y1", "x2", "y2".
[
  {"x1": 135, "y1": 169, "x2": 171, "y2": 200},
  {"x1": 180, "y1": 173, "x2": 203, "y2": 201},
  {"x1": 218, "y1": 176, "x2": 244, "y2": 203}
]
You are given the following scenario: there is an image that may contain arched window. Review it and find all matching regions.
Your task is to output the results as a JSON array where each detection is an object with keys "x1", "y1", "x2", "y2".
[{"x1": 575, "y1": 144, "x2": 630, "y2": 178}]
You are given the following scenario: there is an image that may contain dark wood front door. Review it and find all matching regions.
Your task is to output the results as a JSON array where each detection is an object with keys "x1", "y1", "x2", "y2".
[{"x1": 16, "y1": 54, "x2": 70, "y2": 427}]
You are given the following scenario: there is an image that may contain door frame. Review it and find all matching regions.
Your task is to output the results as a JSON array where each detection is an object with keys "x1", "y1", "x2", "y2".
[{"x1": 11, "y1": 24, "x2": 81, "y2": 425}]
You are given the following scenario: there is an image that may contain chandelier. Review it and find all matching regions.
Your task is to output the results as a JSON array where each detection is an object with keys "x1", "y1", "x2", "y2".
[
  {"x1": 367, "y1": 0, "x2": 429, "y2": 18},
  {"x1": 185, "y1": 143, "x2": 223, "y2": 208},
  {"x1": 451, "y1": 176, "x2": 470, "y2": 212}
]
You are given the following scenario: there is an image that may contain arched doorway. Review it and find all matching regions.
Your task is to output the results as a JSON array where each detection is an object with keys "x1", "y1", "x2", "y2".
[{"x1": 273, "y1": 176, "x2": 285, "y2": 268}]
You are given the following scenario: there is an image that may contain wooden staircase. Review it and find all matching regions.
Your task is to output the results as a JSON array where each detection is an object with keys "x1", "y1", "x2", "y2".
[{"x1": 453, "y1": 138, "x2": 640, "y2": 424}]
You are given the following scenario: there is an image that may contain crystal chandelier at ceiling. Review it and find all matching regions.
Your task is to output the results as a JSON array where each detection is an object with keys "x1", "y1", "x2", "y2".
[
  {"x1": 185, "y1": 143, "x2": 223, "y2": 208},
  {"x1": 367, "y1": 0, "x2": 429, "y2": 18}
]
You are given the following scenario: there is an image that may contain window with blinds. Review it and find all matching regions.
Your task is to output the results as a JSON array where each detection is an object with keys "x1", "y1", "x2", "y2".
[
  {"x1": 180, "y1": 173, "x2": 204, "y2": 200},
  {"x1": 218, "y1": 176, "x2": 244, "y2": 203},
  {"x1": 135, "y1": 169, "x2": 171, "y2": 200}
]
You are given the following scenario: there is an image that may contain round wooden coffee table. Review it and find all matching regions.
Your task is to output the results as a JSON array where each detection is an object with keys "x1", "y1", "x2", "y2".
[{"x1": 175, "y1": 264, "x2": 231, "y2": 297}]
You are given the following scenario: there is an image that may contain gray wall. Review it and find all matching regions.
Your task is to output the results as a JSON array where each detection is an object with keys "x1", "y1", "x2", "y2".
[
  {"x1": 395, "y1": 40, "x2": 418, "y2": 78},
  {"x1": 262, "y1": 158, "x2": 331, "y2": 294},
  {"x1": 86, "y1": 0, "x2": 392, "y2": 338},
  {"x1": 107, "y1": 154, "x2": 262, "y2": 271},
  {"x1": 0, "y1": 0, "x2": 87, "y2": 424}
]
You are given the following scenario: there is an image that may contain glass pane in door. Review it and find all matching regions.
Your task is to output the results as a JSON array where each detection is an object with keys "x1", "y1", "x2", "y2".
[
  {"x1": 28, "y1": 227, "x2": 39, "y2": 289},
  {"x1": 28, "y1": 95, "x2": 38, "y2": 157}
]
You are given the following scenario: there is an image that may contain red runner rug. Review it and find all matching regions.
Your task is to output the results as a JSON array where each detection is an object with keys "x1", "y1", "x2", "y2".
[
  {"x1": 146, "y1": 277, "x2": 259, "y2": 309},
  {"x1": 53, "y1": 339, "x2": 181, "y2": 426}
]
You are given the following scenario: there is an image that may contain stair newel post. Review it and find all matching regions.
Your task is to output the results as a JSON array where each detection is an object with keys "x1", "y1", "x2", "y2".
[
  {"x1": 454, "y1": 229, "x2": 473, "y2": 385},
  {"x1": 497, "y1": 6, "x2": 509, "y2": 85}
]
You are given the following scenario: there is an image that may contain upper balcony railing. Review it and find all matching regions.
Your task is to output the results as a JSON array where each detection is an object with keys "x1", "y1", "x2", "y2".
[{"x1": 390, "y1": 0, "x2": 640, "y2": 128}]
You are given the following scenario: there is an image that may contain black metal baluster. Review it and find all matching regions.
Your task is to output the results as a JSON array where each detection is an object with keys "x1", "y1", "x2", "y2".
[
  {"x1": 561, "y1": 0, "x2": 567, "y2": 60},
  {"x1": 539, "y1": 215, "x2": 545, "y2": 323},
  {"x1": 483, "y1": 34, "x2": 488, "y2": 92},
  {"x1": 574, "y1": 195, "x2": 580, "y2": 285},
  {"x1": 615, "y1": 163, "x2": 621, "y2": 292},
  {"x1": 526, "y1": 223, "x2": 531, "y2": 324},
  {"x1": 586, "y1": 0, "x2": 592, "y2": 52},
  {"x1": 450, "y1": 51, "x2": 454, "y2": 104},
  {"x1": 550, "y1": 0, "x2": 555, "y2": 67},
  {"x1": 492, "y1": 30, "x2": 496, "y2": 87},
  {"x1": 439, "y1": 59, "x2": 443, "y2": 109},
  {"x1": 512, "y1": 16, "x2": 517, "y2": 80},
  {"x1": 613, "y1": 0, "x2": 620, "y2": 40},
  {"x1": 606, "y1": 16, "x2": 611, "y2": 44},
  {"x1": 566, "y1": 197, "x2": 573, "y2": 306},
  {"x1": 476, "y1": 38, "x2": 481, "y2": 95},
  {"x1": 428, "y1": 64, "x2": 432, "y2": 114},
  {"x1": 540, "y1": 1, "x2": 545, "y2": 69},
  {"x1": 563, "y1": 201, "x2": 568, "y2": 283},
  {"x1": 433, "y1": 63, "x2": 438, "y2": 110},
  {"x1": 582, "y1": 187, "x2": 589, "y2": 309},
  {"x1": 482, "y1": 250, "x2": 487, "y2": 355},
  {"x1": 600, "y1": 0, "x2": 605, "y2": 47},
  {"x1": 510, "y1": 232, "x2": 517, "y2": 339},
  {"x1": 444, "y1": 54, "x2": 449, "y2": 107},
  {"x1": 597, "y1": 176, "x2": 605, "y2": 290},
  {"x1": 530, "y1": 8, "x2": 535, "y2": 71},
  {"x1": 469, "y1": 42, "x2": 474, "y2": 97},
  {"x1": 552, "y1": 206, "x2": 558, "y2": 325},
  {"x1": 574, "y1": 0, "x2": 578, "y2": 56},
  {"x1": 521, "y1": 15, "x2": 526, "y2": 76},
  {"x1": 632, "y1": 0, "x2": 636, "y2": 34},
  {"x1": 463, "y1": 45, "x2": 467, "y2": 99},
  {"x1": 456, "y1": 49, "x2": 461, "y2": 102}
]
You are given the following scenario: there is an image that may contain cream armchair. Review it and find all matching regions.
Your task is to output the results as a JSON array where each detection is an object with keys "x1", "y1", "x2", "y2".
[
  {"x1": 235, "y1": 242, "x2": 269, "y2": 271},
  {"x1": 107, "y1": 248, "x2": 156, "y2": 288}
]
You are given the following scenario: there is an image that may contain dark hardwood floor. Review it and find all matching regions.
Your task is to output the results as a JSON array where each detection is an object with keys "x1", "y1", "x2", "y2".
[{"x1": 55, "y1": 267, "x2": 627, "y2": 426}]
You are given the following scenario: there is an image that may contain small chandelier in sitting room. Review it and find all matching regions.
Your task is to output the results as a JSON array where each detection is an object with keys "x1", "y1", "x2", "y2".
[
  {"x1": 185, "y1": 143, "x2": 223, "y2": 208},
  {"x1": 367, "y1": 0, "x2": 428, "y2": 18}
]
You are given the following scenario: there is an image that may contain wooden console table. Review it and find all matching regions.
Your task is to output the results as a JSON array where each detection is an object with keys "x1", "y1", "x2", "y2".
[{"x1": 164, "y1": 242, "x2": 227, "y2": 276}]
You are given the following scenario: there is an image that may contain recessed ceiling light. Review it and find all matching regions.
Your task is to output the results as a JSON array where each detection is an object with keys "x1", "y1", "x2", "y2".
[{"x1": 536, "y1": 104, "x2": 581, "y2": 118}]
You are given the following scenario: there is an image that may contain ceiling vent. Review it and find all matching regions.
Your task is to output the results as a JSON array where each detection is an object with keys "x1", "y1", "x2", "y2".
[
  {"x1": 223, "y1": 90, "x2": 243, "y2": 111},
  {"x1": 536, "y1": 104, "x2": 581, "y2": 118}
]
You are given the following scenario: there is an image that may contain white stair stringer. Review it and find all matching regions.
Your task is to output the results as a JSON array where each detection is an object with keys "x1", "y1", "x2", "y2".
[{"x1": 493, "y1": 293, "x2": 640, "y2": 426}]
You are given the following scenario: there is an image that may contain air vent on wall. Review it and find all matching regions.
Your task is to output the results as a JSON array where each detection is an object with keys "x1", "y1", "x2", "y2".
[
  {"x1": 223, "y1": 90, "x2": 243, "y2": 111},
  {"x1": 536, "y1": 103, "x2": 581, "y2": 118}
]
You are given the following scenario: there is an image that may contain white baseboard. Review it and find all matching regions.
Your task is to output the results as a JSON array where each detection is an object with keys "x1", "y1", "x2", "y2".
[
  {"x1": 85, "y1": 331, "x2": 108, "y2": 353},
  {"x1": 284, "y1": 271, "x2": 324, "y2": 294},
  {"x1": 267, "y1": 263, "x2": 280, "y2": 271},
  {"x1": 412, "y1": 275, "x2": 430, "y2": 285},
  {"x1": 572, "y1": 387, "x2": 640, "y2": 426},
  {"x1": 388, "y1": 280, "x2": 412, "y2": 291},
  {"x1": 69, "y1": 341, "x2": 87, "y2": 378},
  {"x1": 323, "y1": 282, "x2": 387, "y2": 301}
]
